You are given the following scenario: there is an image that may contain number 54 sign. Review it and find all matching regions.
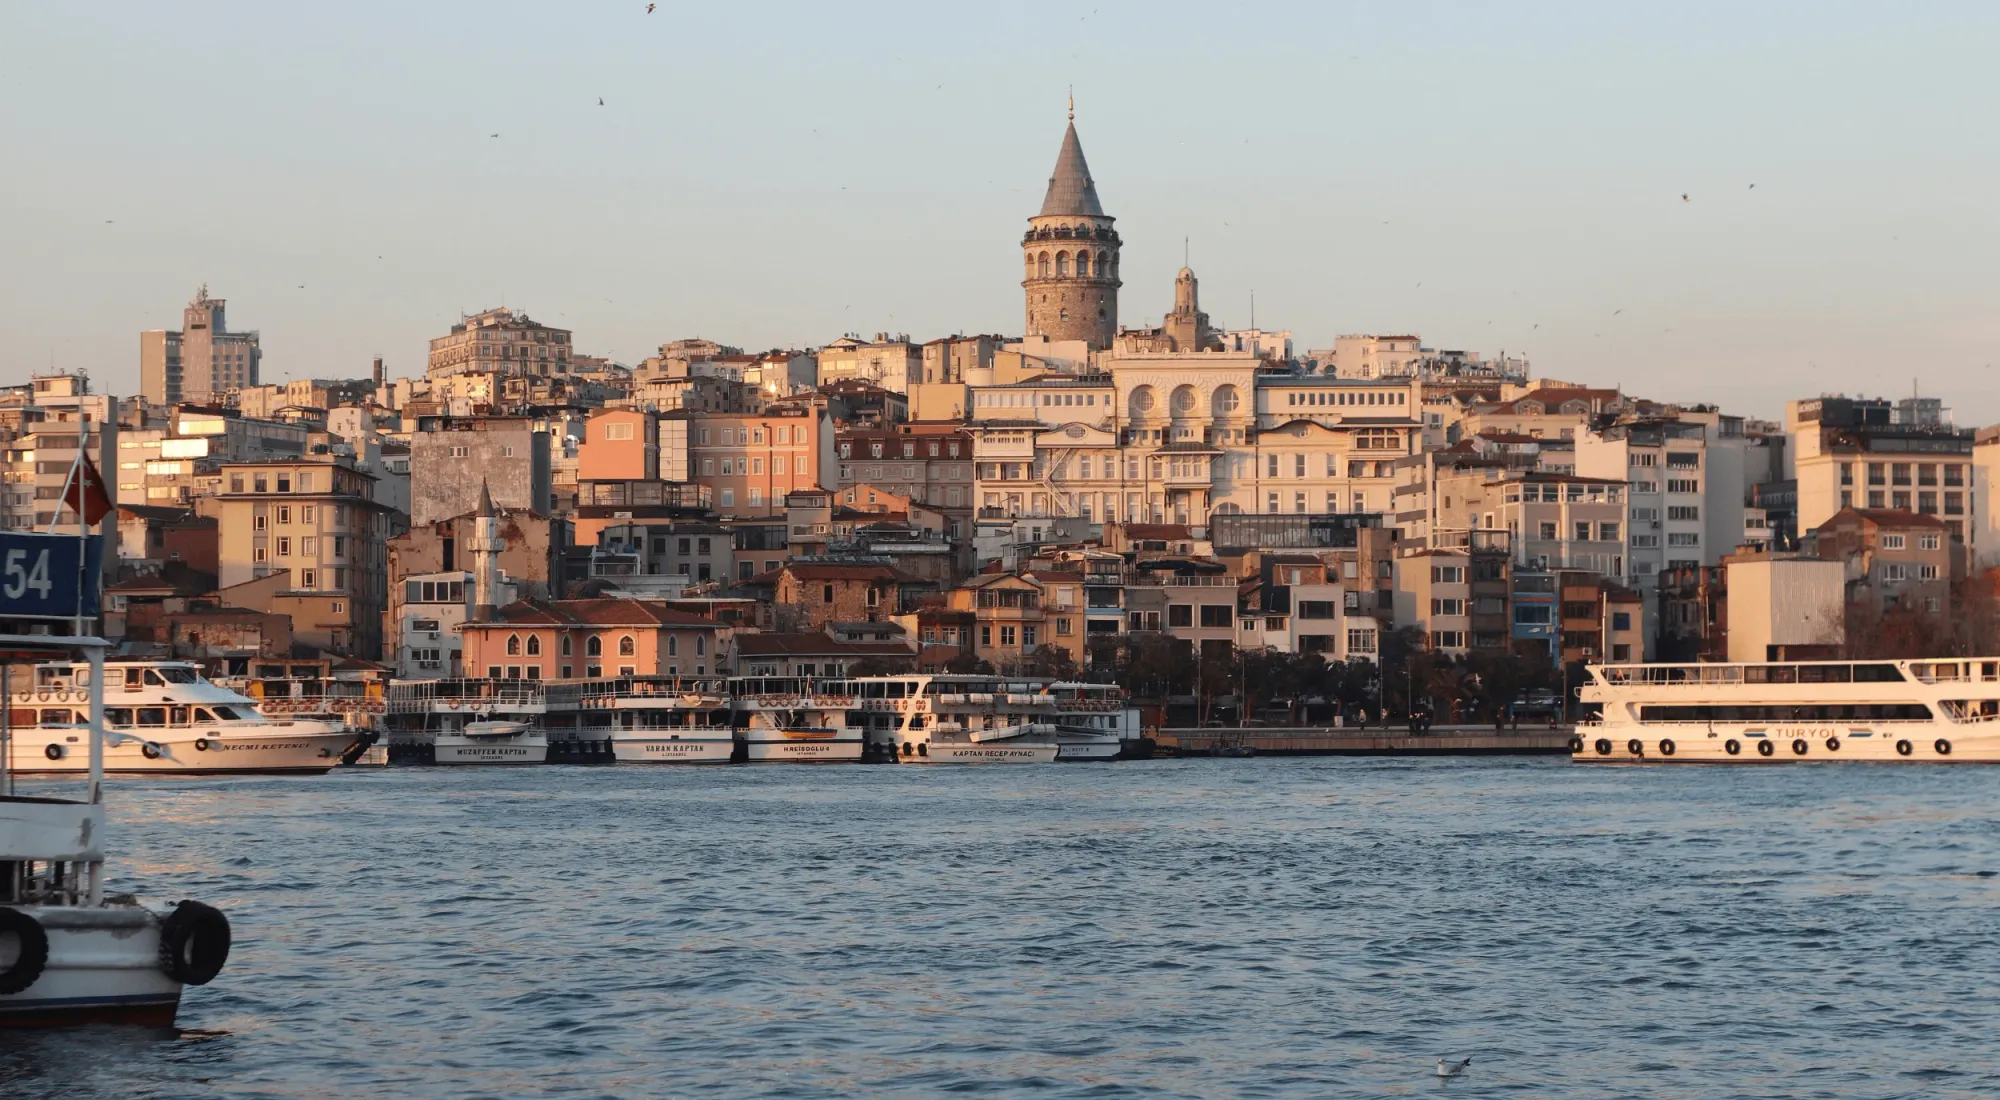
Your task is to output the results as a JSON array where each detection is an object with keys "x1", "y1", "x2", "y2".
[{"x1": 0, "y1": 533, "x2": 104, "y2": 620}]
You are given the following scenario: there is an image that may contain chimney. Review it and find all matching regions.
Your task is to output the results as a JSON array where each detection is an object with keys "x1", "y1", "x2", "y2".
[{"x1": 372, "y1": 356, "x2": 385, "y2": 387}]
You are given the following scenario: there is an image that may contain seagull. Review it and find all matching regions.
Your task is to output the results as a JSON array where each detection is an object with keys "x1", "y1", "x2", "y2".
[
  {"x1": 646, "y1": 3, "x2": 655, "y2": 11},
  {"x1": 1680, "y1": 193, "x2": 1689, "y2": 202},
  {"x1": 1613, "y1": 309, "x2": 1623, "y2": 315},
  {"x1": 489, "y1": 133, "x2": 500, "y2": 138},
  {"x1": 1436, "y1": 1057, "x2": 1471, "y2": 1078},
  {"x1": 598, "y1": 97, "x2": 604, "y2": 105}
]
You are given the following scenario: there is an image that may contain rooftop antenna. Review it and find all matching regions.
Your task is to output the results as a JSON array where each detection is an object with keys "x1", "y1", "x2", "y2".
[{"x1": 1250, "y1": 290, "x2": 1256, "y2": 331}]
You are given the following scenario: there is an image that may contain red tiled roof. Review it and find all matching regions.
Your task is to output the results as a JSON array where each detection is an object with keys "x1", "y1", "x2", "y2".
[
  {"x1": 471, "y1": 598, "x2": 725, "y2": 628},
  {"x1": 735, "y1": 633, "x2": 913, "y2": 657},
  {"x1": 1821, "y1": 507, "x2": 1948, "y2": 531}
]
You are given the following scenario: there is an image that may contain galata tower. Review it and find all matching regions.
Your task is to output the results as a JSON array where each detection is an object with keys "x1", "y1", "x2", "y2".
[{"x1": 1022, "y1": 104, "x2": 1120, "y2": 349}]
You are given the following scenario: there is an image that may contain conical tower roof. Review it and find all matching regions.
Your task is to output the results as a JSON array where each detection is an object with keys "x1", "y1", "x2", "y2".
[
  {"x1": 476, "y1": 478, "x2": 496, "y2": 518},
  {"x1": 1038, "y1": 122, "x2": 1106, "y2": 218}
]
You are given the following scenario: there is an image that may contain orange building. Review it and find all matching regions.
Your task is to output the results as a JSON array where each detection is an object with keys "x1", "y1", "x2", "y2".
[
  {"x1": 578, "y1": 410, "x2": 658, "y2": 481},
  {"x1": 660, "y1": 407, "x2": 836, "y2": 518},
  {"x1": 458, "y1": 597, "x2": 732, "y2": 679}
]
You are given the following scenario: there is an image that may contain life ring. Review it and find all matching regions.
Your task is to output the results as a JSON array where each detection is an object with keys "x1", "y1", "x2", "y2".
[
  {"x1": 1792, "y1": 739, "x2": 1809, "y2": 756},
  {"x1": 1896, "y1": 739, "x2": 1913, "y2": 756},
  {"x1": 157, "y1": 900, "x2": 231, "y2": 986},
  {"x1": 1935, "y1": 738, "x2": 1952, "y2": 756},
  {"x1": 1566, "y1": 735, "x2": 1584, "y2": 753},
  {"x1": 448, "y1": 701, "x2": 462, "y2": 709},
  {"x1": 43, "y1": 743, "x2": 63, "y2": 761},
  {"x1": 1594, "y1": 738, "x2": 1613, "y2": 756},
  {"x1": 1757, "y1": 739, "x2": 1775, "y2": 757},
  {"x1": 1826, "y1": 737, "x2": 1840, "y2": 752},
  {"x1": 1626, "y1": 738, "x2": 1644, "y2": 757},
  {"x1": 1725, "y1": 739, "x2": 1741, "y2": 756},
  {"x1": 194, "y1": 738, "x2": 211, "y2": 752},
  {"x1": 1659, "y1": 739, "x2": 1676, "y2": 756},
  {"x1": 35, "y1": 692, "x2": 49, "y2": 703},
  {"x1": 142, "y1": 742, "x2": 163, "y2": 760},
  {"x1": 0, "y1": 908, "x2": 50, "y2": 994}
]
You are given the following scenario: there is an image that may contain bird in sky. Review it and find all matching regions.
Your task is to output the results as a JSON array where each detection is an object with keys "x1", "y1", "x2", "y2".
[
  {"x1": 1681, "y1": 193, "x2": 1689, "y2": 202},
  {"x1": 104, "y1": 220, "x2": 113, "y2": 224},
  {"x1": 1436, "y1": 1057, "x2": 1471, "y2": 1078},
  {"x1": 1613, "y1": 309, "x2": 1623, "y2": 315},
  {"x1": 489, "y1": 133, "x2": 500, "y2": 138},
  {"x1": 1749, "y1": 183, "x2": 1757, "y2": 189},
  {"x1": 646, "y1": 3, "x2": 656, "y2": 11},
  {"x1": 598, "y1": 97, "x2": 604, "y2": 105}
]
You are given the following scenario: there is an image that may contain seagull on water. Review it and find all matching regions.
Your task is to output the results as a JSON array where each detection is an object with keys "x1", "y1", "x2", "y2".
[{"x1": 1436, "y1": 1057, "x2": 1471, "y2": 1078}]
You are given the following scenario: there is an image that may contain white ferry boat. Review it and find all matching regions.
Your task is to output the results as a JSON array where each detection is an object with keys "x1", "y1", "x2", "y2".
[
  {"x1": 846, "y1": 674, "x2": 1135, "y2": 763},
  {"x1": 1, "y1": 639, "x2": 232, "y2": 1026},
  {"x1": 393, "y1": 679, "x2": 552, "y2": 764},
  {"x1": 5, "y1": 661, "x2": 364, "y2": 775},
  {"x1": 1574, "y1": 657, "x2": 2000, "y2": 763},
  {"x1": 574, "y1": 677, "x2": 735, "y2": 764},
  {"x1": 729, "y1": 677, "x2": 865, "y2": 763}
]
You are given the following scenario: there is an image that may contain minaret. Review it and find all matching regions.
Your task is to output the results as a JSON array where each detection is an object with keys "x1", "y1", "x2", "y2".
[
  {"x1": 1022, "y1": 97, "x2": 1120, "y2": 349},
  {"x1": 468, "y1": 479, "x2": 505, "y2": 623}
]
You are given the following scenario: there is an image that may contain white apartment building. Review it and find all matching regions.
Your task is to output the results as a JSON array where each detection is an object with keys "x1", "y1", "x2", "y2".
[
  {"x1": 1575, "y1": 419, "x2": 1750, "y2": 587},
  {"x1": 967, "y1": 353, "x2": 1423, "y2": 525}
]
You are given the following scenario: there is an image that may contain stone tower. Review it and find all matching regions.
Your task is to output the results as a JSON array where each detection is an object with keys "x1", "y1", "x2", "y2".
[
  {"x1": 1022, "y1": 107, "x2": 1120, "y2": 349},
  {"x1": 1161, "y1": 266, "x2": 1213, "y2": 352}
]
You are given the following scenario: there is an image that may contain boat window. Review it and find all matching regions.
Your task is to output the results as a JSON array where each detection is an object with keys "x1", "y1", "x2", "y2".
[
  {"x1": 210, "y1": 705, "x2": 244, "y2": 720},
  {"x1": 10, "y1": 708, "x2": 37, "y2": 727},
  {"x1": 39, "y1": 708, "x2": 75, "y2": 725},
  {"x1": 194, "y1": 708, "x2": 216, "y2": 722},
  {"x1": 105, "y1": 707, "x2": 133, "y2": 727},
  {"x1": 1641, "y1": 703, "x2": 1932, "y2": 721},
  {"x1": 123, "y1": 669, "x2": 143, "y2": 691},
  {"x1": 1798, "y1": 665, "x2": 1851, "y2": 684},
  {"x1": 170, "y1": 706, "x2": 191, "y2": 726},
  {"x1": 136, "y1": 707, "x2": 168, "y2": 726},
  {"x1": 1854, "y1": 664, "x2": 1905, "y2": 682},
  {"x1": 157, "y1": 667, "x2": 199, "y2": 684},
  {"x1": 1768, "y1": 666, "x2": 1797, "y2": 683}
]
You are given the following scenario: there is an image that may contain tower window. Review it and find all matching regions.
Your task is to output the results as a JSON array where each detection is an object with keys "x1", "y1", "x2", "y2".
[
  {"x1": 1038, "y1": 252, "x2": 1050, "y2": 277},
  {"x1": 1056, "y1": 252, "x2": 1070, "y2": 276}
]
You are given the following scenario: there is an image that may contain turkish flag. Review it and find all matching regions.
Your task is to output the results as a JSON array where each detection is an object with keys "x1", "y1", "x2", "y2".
[{"x1": 63, "y1": 451, "x2": 114, "y2": 526}]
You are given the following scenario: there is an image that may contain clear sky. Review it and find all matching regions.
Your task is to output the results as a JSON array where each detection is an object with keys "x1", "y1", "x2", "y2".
[{"x1": 4, "y1": 2, "x2": 1998, "y2": 423}]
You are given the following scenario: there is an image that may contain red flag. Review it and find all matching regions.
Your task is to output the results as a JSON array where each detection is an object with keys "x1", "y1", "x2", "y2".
[{"x1": 63, "y1": 451, "x2": 114, "y2": 526}]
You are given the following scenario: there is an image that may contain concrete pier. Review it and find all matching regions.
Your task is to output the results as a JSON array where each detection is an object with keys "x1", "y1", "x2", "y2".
[{"x1": 1156, "y1": 726, "x2": 1574, "y2": 756}]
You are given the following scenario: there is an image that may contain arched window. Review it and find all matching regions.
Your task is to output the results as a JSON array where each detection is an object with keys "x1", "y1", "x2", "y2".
[
  {"x1": 1171, "y1": 385, "x2": 1199, "y2": 415},
  {"x1": 560, "y1": 634, "x2": 572, "y2": 656},
  {"x1": 618, "y1": 635, "x2": 636, "y2": 657},
  {"x1": 526, "y1": 636, "x2": 541, "y2": 656},
  {"x1": 1212, "y1": 385, "x2": 1241, "y2": 416},
  {"x1": 1076, "y1": 252, "x2": 1091, "y2": 277},
  {"x1": 586, "y1": 635, "x2": 603, "y2": 657},
  {"x1": 1129, "y1": 386, "x2": 1156, "y2": 419},
  {"x1": 506, "y1": 634, "x2": 521, "y2": 656},
  {"x1": 668, "y1": 636, "x2": 678, "y2": 657},
  {"x1": 1038, "y1": 252, "x2": 1051, "y2": 277},
  {"x1": 1056, "y1": 252, "x2": 1070, "y2": 276},
  {"x1": 1096, "y1": 251, "x2": 1109, "y2": 277}
]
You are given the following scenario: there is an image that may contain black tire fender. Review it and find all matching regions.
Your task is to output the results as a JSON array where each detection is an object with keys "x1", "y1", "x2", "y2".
[
  {"x1": 43, "y1": 743, "x2": 63, "y2": 761},
  {"x1": 1627, "y1": 738, "x2": 1644, "y2": 757},
  {"x1": 1896, "y1": 739, "x2": 1913, "y2": 756},
  {"x1": 194, "y1": 738, "x2": 211, "y2": 752},
  {"x1": 158, "y1": 900, "x2": 231, "y2": 986},
  {"x1": 1725, "y1": 739, "x2": 1741, "y2": 756},
  {"x1": 1594, "y1": 738, "x2": 1613, "y2": 756},
  {"x1": 0, "y1": 907, "x2": 50, "y2": 995},
  {"x1": 1935, "y1": 738, "x2": 1952, "y2": 757},
  {"x1": 142, "y1": 742, "x2": 163, "y2": 760},
  {"x1": 1659, "y1": 738, "x2": 1676, "y2": 757},
  {"x1": 1757, "y1": 739, "x2": 1775, "y2": 757},
  {"x1": 1566, "y1": 735, "x2": 1584, "y2": 753},
  {"x1": 1792, "y1": 738, "x2": 1809, "y2": 756},
  {"x1": 1826, "y1": 737, "x2": 1840, "y2": 752}
]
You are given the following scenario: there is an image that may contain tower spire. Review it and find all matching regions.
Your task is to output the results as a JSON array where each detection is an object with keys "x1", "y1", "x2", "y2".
[{"x1": 1067, "y1": 86, "x2": 1074, "y2": 122}]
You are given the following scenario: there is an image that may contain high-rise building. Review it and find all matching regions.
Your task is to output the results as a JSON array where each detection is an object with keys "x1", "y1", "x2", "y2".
[
  {"x1": 426, "y1": 307, "x2": 573, "y2": 378},
  {"x1": 1022, "y1": 107, "x2": 1120, "y2": 349},
  {"x1": 140, "y1": 286, "x2": 262, "y2": 405}
]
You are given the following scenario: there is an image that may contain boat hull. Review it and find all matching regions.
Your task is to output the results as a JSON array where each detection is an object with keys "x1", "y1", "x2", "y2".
[
  {"x1": 611, "y1": 735, "x2": 735, "y2": 763},
  {"x1": 739, "y1": 736, "x2": 863, "y2": 764},
  {"x1": 0, "y1": 906, "x2": 183, "y2": 1029},
  {"x1": 433, "y1": 733, "x2": 549, "y2": 764},
  {"x1": 1573, "y1": 726, "x2": 2000, "y2": 763},
  {"x1": 1055, "y1": 738, "x2": 1123, "y2": 762},
  {"x1": 6, "y1": 728, "x2": 358, "y2": 776},
  {"x1": 912, "y1": 742, "x2": 1060, "y2": 763}
]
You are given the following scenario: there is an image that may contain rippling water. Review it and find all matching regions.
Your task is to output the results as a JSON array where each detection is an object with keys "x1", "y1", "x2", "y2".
[{"x1": 3, "y1": 759, "x2": 1998, "y2": 1098}]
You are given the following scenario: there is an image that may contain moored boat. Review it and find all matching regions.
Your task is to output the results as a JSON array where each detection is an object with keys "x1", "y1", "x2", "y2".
[
  {"x1": 6, "y1": 661, "x2": 364, "y2": 775},
  {"x1": 1575, "y1": 656, "x2": 2000, "y2": 763},
  {"x1": 729, "y1": 677, "x2": 865, "y2": 763}
]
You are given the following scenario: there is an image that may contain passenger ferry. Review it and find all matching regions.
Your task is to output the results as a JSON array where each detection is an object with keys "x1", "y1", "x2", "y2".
[
  {"x1": 572, "y1": 676, "x2": 735, "y2": 764},
  {"x1": 1574, "y1": 657, "x2": 2000, "y2": 763},
  {"x1": 729, "y1": 677, "x2": 865, "y2": 763},
  {"x1": 845, "y1": 674, "x2": 1135, "y2": 763},
  {"x1": 4, "y1": 661, "x2": 366, "y2": 775}
]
